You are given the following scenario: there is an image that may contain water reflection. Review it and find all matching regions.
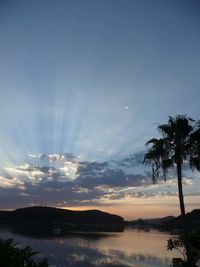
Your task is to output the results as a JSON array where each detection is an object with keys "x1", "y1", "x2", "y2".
[{"x1": 0, "y1": 227, "x2": 178, "y2": 267}]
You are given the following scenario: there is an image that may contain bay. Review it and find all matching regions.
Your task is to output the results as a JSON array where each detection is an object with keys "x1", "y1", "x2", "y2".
[{"x1": 0, "y1": 227, "x2": 179, "y2": 267}]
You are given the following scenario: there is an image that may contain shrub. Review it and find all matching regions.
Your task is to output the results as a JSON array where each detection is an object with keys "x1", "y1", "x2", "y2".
[{"x1": 0, "y1": 239, "x2": 49, "y2": 267}]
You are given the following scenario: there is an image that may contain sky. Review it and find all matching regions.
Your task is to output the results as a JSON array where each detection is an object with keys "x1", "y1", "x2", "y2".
[{"x1": 0, "y1": 0, "x2": 199, "y2": 219}]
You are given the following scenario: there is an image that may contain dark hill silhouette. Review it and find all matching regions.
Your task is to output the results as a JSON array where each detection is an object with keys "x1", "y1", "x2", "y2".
[
  {"x1": 0, "y1": 206, "x2": 124, "y2": 232},
  {"x1": 126, "y1": 209, "x2": 200, "y2": 232},
  {"x1": 162, "y1": 209, "x2": 200, "y2": 231},
  {"x1": 126, "y1": 216, "x2": 175, "y2": 228}
]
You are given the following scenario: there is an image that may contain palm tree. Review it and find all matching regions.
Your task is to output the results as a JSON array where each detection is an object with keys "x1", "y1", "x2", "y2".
[{"x1": 144, "y1": 115, "x2": 200, "y2": 266}]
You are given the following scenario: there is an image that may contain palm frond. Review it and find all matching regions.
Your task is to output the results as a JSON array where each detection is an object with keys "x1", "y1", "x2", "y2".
[
  {"x1": 144, "y1": 115, "x2": 200, "y2": 182},
  {"x1": 190, "y1": 157, "x2": 200, "y2": 171},
  {"x1": 145, "y1": 138, "x2": 159, "y2": 146},
  {"x1": 190, "y1": 128, "x2": 200, "y2": 142}
]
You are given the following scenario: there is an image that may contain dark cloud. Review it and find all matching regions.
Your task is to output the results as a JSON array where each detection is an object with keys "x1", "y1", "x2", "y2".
[
  {"x1": 111, "y1": 151, "x2": 145, "y2": 168},
  {"x1": 77, "y1": 168, "x2": 149, "y2": 189},
  {"x1": 78, "y1": 161, "x2": 108, "y2": 175}
]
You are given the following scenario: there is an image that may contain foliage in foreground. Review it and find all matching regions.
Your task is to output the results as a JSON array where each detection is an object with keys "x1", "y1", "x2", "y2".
[
  {"x1": 167, "y1": 230, "x2": 200, "y2": 267},
  {"x1": 0, "y1": 239, "x2": 49, "y2": 267}
]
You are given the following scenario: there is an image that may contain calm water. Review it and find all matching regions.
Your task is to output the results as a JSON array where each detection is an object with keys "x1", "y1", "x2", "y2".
[{"x1": 0, "y1": 227, "x2": 179, "y2": 267}]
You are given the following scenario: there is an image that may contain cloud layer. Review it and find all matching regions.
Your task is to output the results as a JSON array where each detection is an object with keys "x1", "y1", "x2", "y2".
[{"x1": 0, "y1": 152, "x2": 197, "y2": 209}]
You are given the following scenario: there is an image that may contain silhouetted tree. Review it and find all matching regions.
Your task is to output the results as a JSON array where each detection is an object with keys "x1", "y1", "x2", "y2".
[
  {"x1": 0, "y1": 239, "x2": 49, "y2": 267},
  {"x1": 144, "y1": 115, "x2": 200, "y2": 266},
  {"x1": 167, "y1": 230, "x2": 200, "y2": 266}
]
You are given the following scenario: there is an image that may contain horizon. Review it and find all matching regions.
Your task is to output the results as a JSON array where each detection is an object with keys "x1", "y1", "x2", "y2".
[
  {"x1": 0, "y1": 203, "x2": 198, "y2": 221},
  {"x1": 0, "y1": 0, "x2": 200, "y2": 220}
]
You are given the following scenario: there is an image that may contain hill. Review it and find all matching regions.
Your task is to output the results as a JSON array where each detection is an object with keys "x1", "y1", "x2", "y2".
[
  {"x1": 0, "y1": 206, "x2": 124, "y2": 233},
  {"x1": 126, "y1": 216, "x2": 175, "y2": 229},
  {"x1": 162, "y1": 209, "x2": 200, "y2": 231},
  {"x1": 126, "y1": 209, "x2": 200, "y2": 232}
]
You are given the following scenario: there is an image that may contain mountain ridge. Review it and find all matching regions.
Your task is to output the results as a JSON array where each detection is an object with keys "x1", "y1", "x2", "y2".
[
  {"x1": 126, "y1": 209, "x2": 200, "y2": 232},
  {"x1": 0, "y1": 206, "x2": 124, "y2": 232}
]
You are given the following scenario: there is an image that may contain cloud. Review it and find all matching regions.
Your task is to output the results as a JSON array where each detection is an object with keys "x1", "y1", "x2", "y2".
[
  {"x1": 28, "y1": 153, "x2": 78, "y2": 162},
  {"x1": 0, "y1": 176, "x2": 25, "y2": 189},
  {"x1": 4, "y1": 162, "x2": 78, "y2": 184},
  {"x1": 0, "y1": 151, "x2": 198, "y2": 209},
  {"x1": 77, "y1": 168, "x2": 149, "y2": 189},
  {"x1": 111, "y1": 151, "x2": 145, "y2": 168}
]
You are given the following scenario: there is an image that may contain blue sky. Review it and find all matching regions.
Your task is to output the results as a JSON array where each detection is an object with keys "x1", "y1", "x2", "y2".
[{"x1": 0, "y1": 0, "x2": 199, "y2": 218}]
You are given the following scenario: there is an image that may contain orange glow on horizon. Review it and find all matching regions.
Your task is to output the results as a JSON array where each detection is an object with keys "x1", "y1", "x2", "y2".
[{"x1": 57, "y1": 195, "x2": 200, "y2": 220}]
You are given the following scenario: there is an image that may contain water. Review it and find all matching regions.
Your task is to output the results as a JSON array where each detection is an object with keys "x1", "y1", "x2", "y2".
[{"x1": 0, "y1": 227, "x2": 179, "y2": 267}]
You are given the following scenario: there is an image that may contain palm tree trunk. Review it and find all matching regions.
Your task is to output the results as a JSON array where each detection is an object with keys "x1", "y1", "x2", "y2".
[
  {"x1": 177, "y1": 160, "x2": 186, "y2": 219},
  {"x1": 176, "y1": 160, "x2": 193, "y2": 265}
]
